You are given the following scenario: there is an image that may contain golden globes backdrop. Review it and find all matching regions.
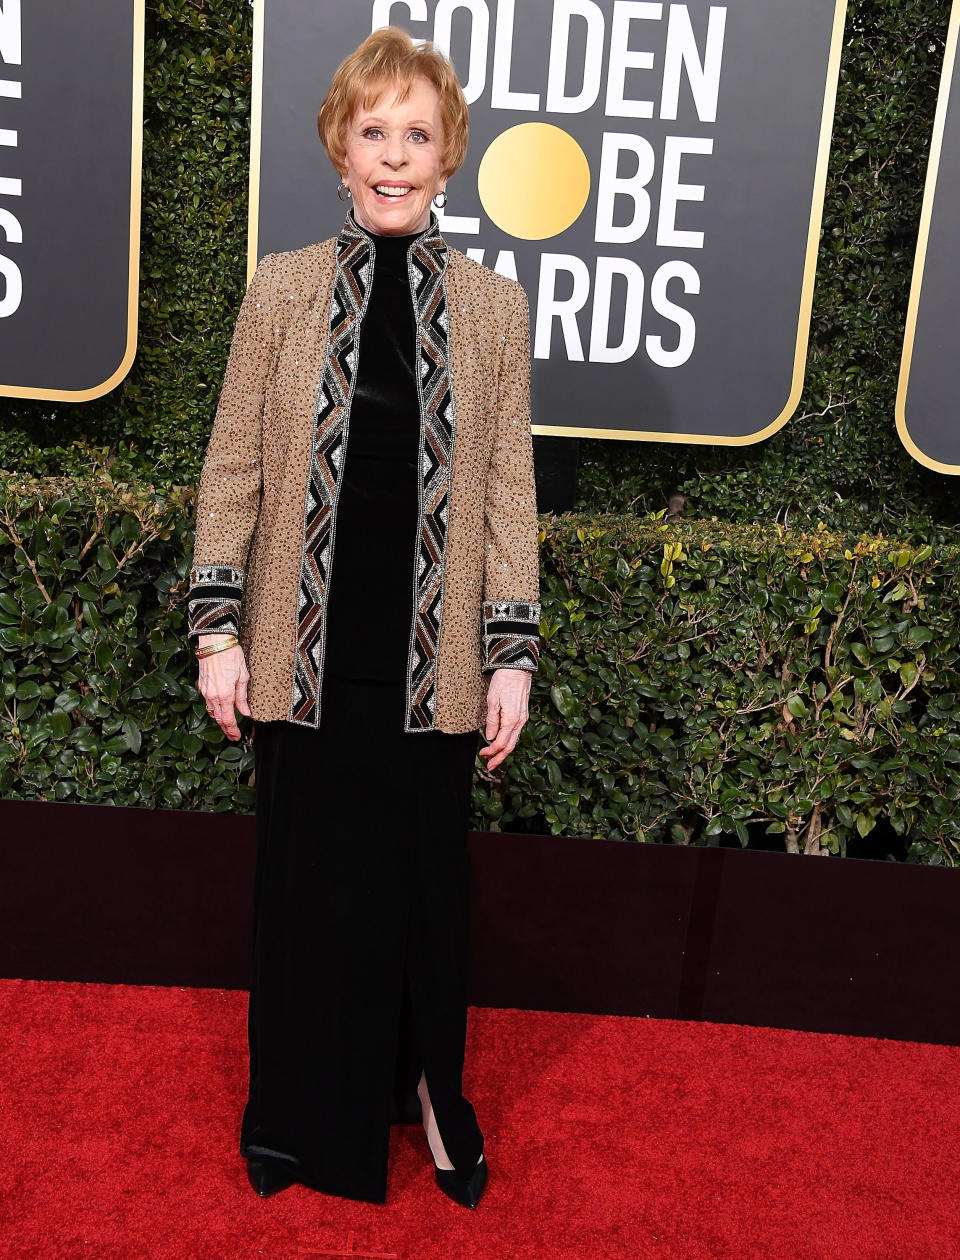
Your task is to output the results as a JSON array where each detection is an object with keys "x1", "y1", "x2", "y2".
[
  {"x1": 251, "y1": 0, "x2": 847, "y2": 444},
  {"x1": 896, "y1": 0, "x2": 960, "y2": 476},
  {"x1": 0, "y1": 1, "x2": 144, "y2": 402}
]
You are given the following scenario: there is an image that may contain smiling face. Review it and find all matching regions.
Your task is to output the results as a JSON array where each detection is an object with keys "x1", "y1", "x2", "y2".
[{"x1": 341, "y1": 76, "x2": 446, "y2": 237}]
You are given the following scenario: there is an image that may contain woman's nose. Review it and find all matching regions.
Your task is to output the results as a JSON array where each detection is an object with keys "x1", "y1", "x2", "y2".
[{"x1": 383, "y1": 138, "x2": 406, "y2": 167}]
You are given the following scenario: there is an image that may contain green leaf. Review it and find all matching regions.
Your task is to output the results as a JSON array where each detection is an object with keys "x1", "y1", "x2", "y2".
[
  {"x1": 121, "y1": 716, "x2": 142, "y2": 754},
  {"x1": 855, "y1": 811, "x2": 878, "y2": 838},
  {"x1": 69, "y1": 727, "x2": 99, "y2": 753},
  {"x1": 47, "y1": 711, "x2": 73, "y2": 739},
  {"x1": 786, "y1": 694, "x2": 807, "y2": 719},
  {"x1": 550, "y1": 684, "x2": 576, "y2": 718}
]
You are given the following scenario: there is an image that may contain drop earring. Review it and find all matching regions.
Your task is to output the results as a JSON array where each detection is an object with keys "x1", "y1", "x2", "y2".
[
  {"x1": 337, "y1": 180, "x2": 351, "y2": 201},
  {"x1": 433, "y1": 189, "x2": 447, "y2": 209}
]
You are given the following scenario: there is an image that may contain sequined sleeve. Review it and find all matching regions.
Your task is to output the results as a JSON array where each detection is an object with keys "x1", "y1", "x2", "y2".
[
  {"x1": 481, "y1": 283, "x2": 542, "y2": 674},
  {"x1": 187, "y1": 252, "x2": 281, "y2": 639}
]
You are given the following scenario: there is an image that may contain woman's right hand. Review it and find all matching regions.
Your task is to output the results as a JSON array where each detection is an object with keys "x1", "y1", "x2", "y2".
[{"x1": 197, "y1": 634, "x2": 251, "y2": 742}]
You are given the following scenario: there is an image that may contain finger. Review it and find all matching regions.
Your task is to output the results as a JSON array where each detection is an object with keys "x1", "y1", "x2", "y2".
[
  {"x1": 484, "y1": 735, "x2": 518, "y2": 770},
  {"x1": 235, "y1": 675, "x2": 251, "y2": 717},
  {"x1": 211, "y1": 691, "x2": 239, "y2": 723},
  {"x1": 479, "y1": 726, "x2": 508, "y2": 755},
  {"x1": 204, "y1": 692, "x2": 230, "y2": 724},
  {"x1": 479, "y1": 721, "x2": 518, "y2": 763},
  {"x1": 492, "y1": 712, "x2": 523, "y2": 744},
  {"x1": 480, "y1": 709, "x2": 527, "y2": 762}
]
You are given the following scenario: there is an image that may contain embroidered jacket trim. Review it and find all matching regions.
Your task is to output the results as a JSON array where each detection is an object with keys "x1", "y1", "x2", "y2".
[
  {"x1": 187, "y1": 564, "x2": 245, "y2": 638},
  {"x1": 481, "y1": 599, "x2": 541, "y2": 673}
]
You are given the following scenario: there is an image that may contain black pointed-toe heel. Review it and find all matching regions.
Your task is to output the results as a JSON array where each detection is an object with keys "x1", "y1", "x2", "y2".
[
  {"x1": 434, "y1": 1151, "x2": 487, "y2": 1209},
  {"x1": 246, "y1": 1156, "x2": 298, "y2": 1198}
]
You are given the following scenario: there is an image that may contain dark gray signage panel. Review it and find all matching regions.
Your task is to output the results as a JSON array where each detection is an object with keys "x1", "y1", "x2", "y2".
[
  {"x1": 252, "y1": 0, "x2": 846, "y2": 444},
  {"x1": 0, "y1": 2, "x2": 143, "y2": 401},
  {"x1": 896, "y1": 2, "x2": 960, "y2": 475}
]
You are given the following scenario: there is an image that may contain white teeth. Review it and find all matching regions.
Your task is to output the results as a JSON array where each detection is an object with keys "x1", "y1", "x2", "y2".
[{"x1": 375, "y1": 185, "x2": 412, "y2": 196}]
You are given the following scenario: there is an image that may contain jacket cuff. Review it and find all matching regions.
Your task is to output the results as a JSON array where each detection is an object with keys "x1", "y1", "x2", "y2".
[
  {"x1": 187, "y1": 564, "x2": 245, "y2": 639},
  {"x1": 481, "y1": 599, "x2": 541, "y2": 673}
]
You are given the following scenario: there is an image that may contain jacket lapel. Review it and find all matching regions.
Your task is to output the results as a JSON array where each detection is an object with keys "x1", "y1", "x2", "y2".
[{"x1": 405, "y1": 218, "x2": 455, "y2": 731}]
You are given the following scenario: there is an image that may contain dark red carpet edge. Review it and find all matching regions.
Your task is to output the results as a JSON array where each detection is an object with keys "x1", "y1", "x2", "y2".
[{"x1": 1, "y1": 979, "x2": 958, "y2": 1260}]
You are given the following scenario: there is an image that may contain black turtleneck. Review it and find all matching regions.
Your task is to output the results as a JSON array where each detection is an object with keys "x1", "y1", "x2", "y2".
[{"x1": 323, "y1": 222, "x2": 424, "y2": 682}]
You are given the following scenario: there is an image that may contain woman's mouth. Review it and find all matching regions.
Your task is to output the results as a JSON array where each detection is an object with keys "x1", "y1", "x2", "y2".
[{"x1": 373, "y1": 184, "x2": 414, "y2": 201}]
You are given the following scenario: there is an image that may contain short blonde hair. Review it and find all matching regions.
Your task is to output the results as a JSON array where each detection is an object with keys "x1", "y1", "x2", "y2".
[{"x1": 317, "y1": 27, "x2": 468, "y2": 180}]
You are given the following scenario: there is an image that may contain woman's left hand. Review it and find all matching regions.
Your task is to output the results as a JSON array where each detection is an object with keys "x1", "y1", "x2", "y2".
[{"x1": 479, "y1": 668, "x2": 532, "y2": 771}]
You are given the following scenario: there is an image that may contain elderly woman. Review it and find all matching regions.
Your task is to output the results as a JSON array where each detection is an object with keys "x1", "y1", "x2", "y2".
[{"x1": 187, "y1": 27, "x2": 540, "y2": 1210}]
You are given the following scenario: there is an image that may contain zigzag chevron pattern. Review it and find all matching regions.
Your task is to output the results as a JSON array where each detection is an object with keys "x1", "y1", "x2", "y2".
[
  {"x1": 482, "y1": 599, "x2": 542, "y2": 672},
  {"x1": 289, "y1": 213, "x2": 455, "y2": 731},
  {"x1": 404, "y1": 223, "x2": 455, "y2": 730},
  {"x1": 187, "y1": 565, "x2": 245, "y2": 639}
]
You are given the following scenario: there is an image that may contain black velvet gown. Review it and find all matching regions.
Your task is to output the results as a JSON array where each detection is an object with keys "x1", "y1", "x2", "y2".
[{"x1": 238, "y1": 225, "x2": 484, "y2": 1204}]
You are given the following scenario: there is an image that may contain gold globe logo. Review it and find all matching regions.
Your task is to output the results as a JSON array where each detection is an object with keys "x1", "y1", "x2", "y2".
[{"x1": 477, "y1": 123, "x2": 591, "y2": 241}]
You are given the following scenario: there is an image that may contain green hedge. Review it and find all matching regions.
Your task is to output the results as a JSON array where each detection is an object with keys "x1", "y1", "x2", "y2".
[
  {"x1": 3, "y1": 477, "x2": 957, "y2": 865},
  {"x1": 0, "y1": 477, "x2": 255, "y2": 811},
  {"x1": 526, "y1": 513, "x2": 960, "y2": 865},
  {"x1": 0, "y1": 0, "x2": 957, "y2": 543}
]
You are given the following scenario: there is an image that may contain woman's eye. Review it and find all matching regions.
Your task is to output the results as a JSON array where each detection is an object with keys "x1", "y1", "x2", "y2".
[{"x1": 360, "y1": 126, "x2": 430, "y2": 142}]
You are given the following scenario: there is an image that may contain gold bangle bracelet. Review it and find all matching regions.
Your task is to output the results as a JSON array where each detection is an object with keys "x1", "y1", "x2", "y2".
[{"x1": 195, "y1": 636, "x2": 239, "y2": 659}]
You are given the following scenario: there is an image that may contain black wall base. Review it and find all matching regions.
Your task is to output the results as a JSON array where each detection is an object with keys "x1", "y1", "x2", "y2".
[{"x1": 2, "y1": 799, "x2": 957, "y2": 1045}]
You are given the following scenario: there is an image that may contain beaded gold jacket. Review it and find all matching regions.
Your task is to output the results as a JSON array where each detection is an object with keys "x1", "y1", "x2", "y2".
[{"x1": 187, "y1": 211, "x2": 541, "y2": 734}]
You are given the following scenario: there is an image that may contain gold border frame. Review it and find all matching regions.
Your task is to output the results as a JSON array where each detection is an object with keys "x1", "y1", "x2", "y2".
[
  {"x1": 248, "y1": 0, "x2": 847, "y2": 445},
  {"x1": 247, "y1": 0, "x2": 265, "y2": 280},
  {"x1": 0, "y1": 2, "x2": 144, "y2": 402},
  {"x1": 894, "y1": 0, "x2": 960, "y2": 476}
]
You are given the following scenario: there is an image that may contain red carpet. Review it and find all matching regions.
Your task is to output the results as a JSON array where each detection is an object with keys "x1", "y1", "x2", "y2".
[{"x1": 2, "y1": 978, "x2": 958, "y2": 1259}]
